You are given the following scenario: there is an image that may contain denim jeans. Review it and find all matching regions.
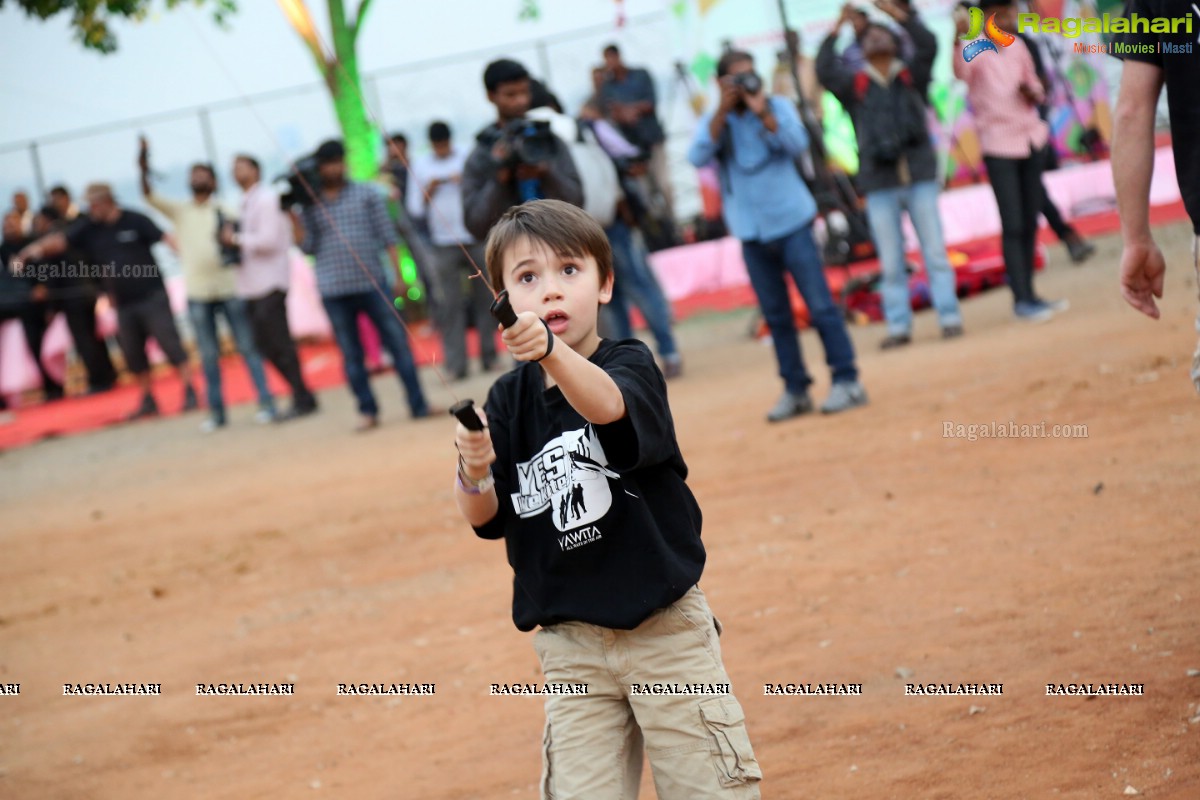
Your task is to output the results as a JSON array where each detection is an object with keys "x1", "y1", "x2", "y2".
[
  {"x1": 321, "y1": 290, "x2": 428, "y2": 418},
  {"x1": 604, "y1": 220, "x2": 679, "y2": 359},
  {"x1": 741, "y1": 223, "x2": 858, "y2": 395},
  {"x1": 188, "y1": 298, "x2": 274, "y2": 422},
  {"x1": 864, "y1": 180, "x2": 964, "y2": 335}
]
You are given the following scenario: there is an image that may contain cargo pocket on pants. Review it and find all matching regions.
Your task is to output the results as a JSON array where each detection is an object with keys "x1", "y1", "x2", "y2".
[{"x1": 699, "y1": 696, "x2": 763, "y2": 787}]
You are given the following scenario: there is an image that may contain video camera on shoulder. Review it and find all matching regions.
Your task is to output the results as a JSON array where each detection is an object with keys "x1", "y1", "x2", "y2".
[
  {"x1": 274, "y1": 154, "x2": 321, "y2": 210},
  {"x1": 499, "y1": 118, "x2": 557, "y2": 168}
]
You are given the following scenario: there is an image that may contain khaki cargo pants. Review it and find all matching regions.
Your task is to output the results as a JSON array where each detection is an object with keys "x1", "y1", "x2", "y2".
[{"x1": 533, "y1": 585, "x2": 762, "y2": 799}]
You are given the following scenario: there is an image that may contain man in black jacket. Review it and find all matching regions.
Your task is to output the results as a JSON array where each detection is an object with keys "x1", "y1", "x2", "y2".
[
  {"x1": 461, "y1": 58, "x2": 583, "y2": 242},
  {"x1": 817, "y1": 2, "x2": 963, "y2": 349},
  {"x1": 32, "y1": 206, "x2": 117, "y2": 394}
]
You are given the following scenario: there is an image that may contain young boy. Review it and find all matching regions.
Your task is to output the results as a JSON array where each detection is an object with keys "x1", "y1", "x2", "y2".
[{"x1": 454, "y1": 199, "x2": 762, "y2": 799}]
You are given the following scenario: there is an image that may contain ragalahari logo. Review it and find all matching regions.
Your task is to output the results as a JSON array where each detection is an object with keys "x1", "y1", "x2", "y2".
[{"x1": 960, "y1": 6, "x2": 1016, "y2": 61}]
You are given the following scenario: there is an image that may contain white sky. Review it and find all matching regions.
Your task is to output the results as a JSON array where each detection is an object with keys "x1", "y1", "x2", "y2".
[
  {"x1": 0, "y1": 0, "x2": 710, "y2": 206},
  {"x1": 0, "y1": 0, "x2": 1013, "y2": 215}
]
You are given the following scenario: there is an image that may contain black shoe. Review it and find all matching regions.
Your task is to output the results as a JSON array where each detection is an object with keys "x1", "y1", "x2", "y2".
[
  {"x1": 85, "y1": 382, "x2": 116, "y2": 396},
  {"x1": 43, "y1": 386, "x2": 65, "y2": 403},
  {"x1": 941, "y1": 324, "x2": 964, "y2": 339},
  {"x1": 880, "y1": 333, "x2": 912, "y2": 350},
  {"x1": 276, "y1": 404, "x2": 319, "y2": 422},
  {"x1": 1066, "y1": 237, "x2": 1095, "y2": 264},
  {"x1": 182, "y1": 384, "x2": 200, "y2": 412},
  {"x1": 127, "y1": 395, "x2": 160, "y2": 422}
]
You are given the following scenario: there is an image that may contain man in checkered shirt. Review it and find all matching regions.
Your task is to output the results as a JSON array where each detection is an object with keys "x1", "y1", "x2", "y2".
[{"x1": 292, "y1": 139, "x2": 430, "y2": 431}]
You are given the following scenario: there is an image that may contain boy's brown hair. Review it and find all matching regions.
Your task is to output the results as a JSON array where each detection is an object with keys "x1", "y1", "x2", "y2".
[{"x1": 484, "y1": 199, "x2": 613, "y2": 294}]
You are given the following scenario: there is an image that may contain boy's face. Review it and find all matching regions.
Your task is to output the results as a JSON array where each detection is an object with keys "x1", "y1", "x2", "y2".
[{"x1": 501, "y1": 235, "x2": 613, "y2": 353}]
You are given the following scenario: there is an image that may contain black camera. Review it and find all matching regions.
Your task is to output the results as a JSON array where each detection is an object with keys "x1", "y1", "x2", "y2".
[
  {"x1": 274, "y1": 154, "x2": 321, "y2": 210},
  {"x1": 868, "y1": 132, "x2": 907, "y2": 165},
  {"x1": 215, "y1": 209, "x2": 239, "y2": 267},
  {"x1": 500, "y1": 118, "x2": 557, "y2": 167},
  {"x1": 732, "y1": 71, "x2": 763, "y2": 95}
]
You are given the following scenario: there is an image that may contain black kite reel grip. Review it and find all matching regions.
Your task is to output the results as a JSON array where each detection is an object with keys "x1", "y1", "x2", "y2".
[
  {"x1": 454, "y1": 292, "x2": 513, "y2": 432},
  {"x1": 490, "y1": 289, "x2": 518, "y2": 329},
  {"x1": 450, "y1": 399, "x2": 485, "y2": 432}
]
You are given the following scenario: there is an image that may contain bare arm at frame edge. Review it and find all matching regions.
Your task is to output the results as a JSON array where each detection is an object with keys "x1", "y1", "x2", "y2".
[{"x1": 1112, "y1": 59, "x2": 1167, "y2": 319}]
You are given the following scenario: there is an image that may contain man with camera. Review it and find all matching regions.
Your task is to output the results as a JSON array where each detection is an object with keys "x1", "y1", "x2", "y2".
[
  {"x1": 817, "y1": 5, "x2": 964, "y2": 349},
  {"x1": 461, "y1": 58, "x2": 583, "y2": 242},
  {"x1": 689, "y1": 50, "x2": 867, "y2": 421},
  {"x1": 291, "y1": 139, "x2": 430, "y2": 432},
  {"x1": 220, "y1": 154, "x2": 318, "y2": 420},
  {"x1": 140, "y1": 140, "x2": 276, "y2": 432}
]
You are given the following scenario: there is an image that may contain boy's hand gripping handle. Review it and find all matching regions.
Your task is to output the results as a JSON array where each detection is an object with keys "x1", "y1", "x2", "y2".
[
  {"x1": 489, "y1": 289, "x2": 518, "y2": 328},
  {"x1": 450, "y1": 399, "x2": 485, "y2": 432},
  {"x1": 449, "y1": 290, "x2": 518, "y2": 430}
]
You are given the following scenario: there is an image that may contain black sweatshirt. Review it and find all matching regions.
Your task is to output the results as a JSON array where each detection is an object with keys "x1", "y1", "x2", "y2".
[{"x1": 472, "y1": 339, "x2": 705, "y2": 631}]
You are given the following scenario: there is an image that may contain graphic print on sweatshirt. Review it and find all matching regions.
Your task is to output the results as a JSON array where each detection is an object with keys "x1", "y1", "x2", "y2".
[{"x1": 510, "y1": 424, "x2": 620, "y2": 543}]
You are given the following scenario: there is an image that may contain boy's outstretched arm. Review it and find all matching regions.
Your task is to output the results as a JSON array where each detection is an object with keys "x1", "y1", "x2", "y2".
[
  {"x1": 454, "y1": 407, "x2": 500, "y2": 527},
  {"x1": 503, "y1": 311, "x2": 626, "y2": 425}
]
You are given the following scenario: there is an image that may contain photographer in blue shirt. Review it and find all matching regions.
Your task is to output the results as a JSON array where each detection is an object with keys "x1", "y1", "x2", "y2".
[{"x1": 688, "y1": 50, "x2": 866, "y2": 421}]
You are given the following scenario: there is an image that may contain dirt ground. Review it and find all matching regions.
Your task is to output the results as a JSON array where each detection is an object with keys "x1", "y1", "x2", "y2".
[{"x1": 2, "y1": 220, "x2": 1199, "y2": 800}]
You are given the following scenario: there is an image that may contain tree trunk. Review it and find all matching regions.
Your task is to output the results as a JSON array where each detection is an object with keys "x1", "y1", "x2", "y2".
[
  {"x1": 279, "y1": 0, "x2": 379, "y2": 180},
  {"x1": 328, "y1": 0, "x2": 379, "y2": 181},
  {"x1": 328, "y1": 59, "x2": 379, "y2": 181}
]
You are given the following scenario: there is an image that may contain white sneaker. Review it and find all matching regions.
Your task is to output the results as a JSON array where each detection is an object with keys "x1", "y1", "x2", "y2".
[
  {"x1": 199, "y1": 417, "x2": 225, "y2": 434},
  {"x1": 254, "y1": 408, "x2": 276, "y2": 425},
  {"x1": 820, "y1": 381, "x2": 869, "y2": 414}
]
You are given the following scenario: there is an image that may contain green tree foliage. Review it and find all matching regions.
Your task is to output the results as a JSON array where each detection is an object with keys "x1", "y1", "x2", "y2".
[{"x1": 0, "y1": 0, "x2": 236, "y2": 53}]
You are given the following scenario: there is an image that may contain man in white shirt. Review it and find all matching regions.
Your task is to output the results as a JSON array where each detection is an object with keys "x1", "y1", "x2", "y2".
[
  {"x1": 407, "y1": 121, "x2": 497, "y2": 380},
  {"x1": 221, "y1": 154, "x2": 317, "y2": 419}
]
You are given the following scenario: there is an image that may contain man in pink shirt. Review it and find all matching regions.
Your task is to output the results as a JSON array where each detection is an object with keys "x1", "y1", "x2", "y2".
[
  {"x1": 954, "y1": 0, "x2": 1067, "y2": 321},
  {"x1": 222, "y1": 154, "x2": 318, "y2": 420}
]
